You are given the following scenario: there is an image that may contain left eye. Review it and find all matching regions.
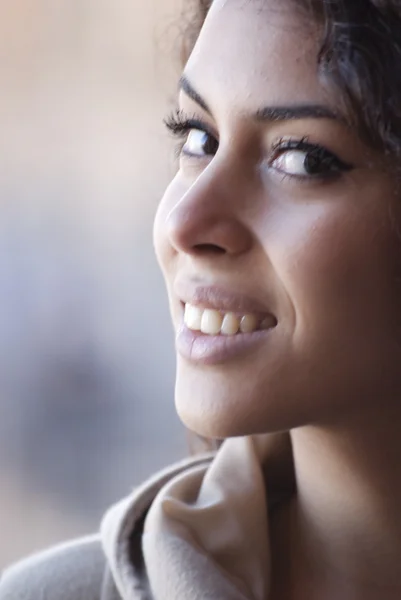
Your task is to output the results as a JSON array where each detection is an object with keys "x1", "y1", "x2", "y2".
[
  {"x1": 272, "y1": 149, "x2": 313, "y2": 177},
  {"x1": 183, "y1": 129, "x2": 219, "y2": 158},
  {"x1": 269, "y1": 143, "x2": 353, "y2": 179}
]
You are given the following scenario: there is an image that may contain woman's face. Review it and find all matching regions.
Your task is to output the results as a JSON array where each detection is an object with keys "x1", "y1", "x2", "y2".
[{"x1": 154, "y1": 0, "x2": 401, "y2": 439}]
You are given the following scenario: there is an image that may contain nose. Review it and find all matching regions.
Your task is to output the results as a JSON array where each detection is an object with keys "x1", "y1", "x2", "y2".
[{"x1": 166, "y1": 161, "x2": 253, "y2": 258}]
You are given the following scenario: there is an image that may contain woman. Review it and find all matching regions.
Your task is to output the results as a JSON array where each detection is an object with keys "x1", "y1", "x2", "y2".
[{"x1": 3, "y1": 0, "x2": 401, "y2": 598}]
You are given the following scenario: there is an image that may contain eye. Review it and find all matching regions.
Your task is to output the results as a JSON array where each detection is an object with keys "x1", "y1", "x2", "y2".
[
  {"x1": 183, "y1": 129, "x2": 219, "y2": 158},
  {"x1": 272, "y1": 149, "x2": 313, "y2": 177},
  {"x1": 269, "y1": 138, "x2": 353, "y2": 180},
  {"x1": 164, "y1": 111, "x2": 219, "y2": 160}
]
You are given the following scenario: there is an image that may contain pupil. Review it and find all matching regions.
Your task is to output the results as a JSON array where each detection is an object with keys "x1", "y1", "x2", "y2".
[
  {"x1": 203, "y1": 134, "x2": 218, "y2": 155},
  {"x1": 304, "y1": 151, "x2": 322, "y2": 174}
]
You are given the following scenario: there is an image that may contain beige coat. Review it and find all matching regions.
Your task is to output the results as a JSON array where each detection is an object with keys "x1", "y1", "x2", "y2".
[{"x1": 0, "y1": 435, "x2": 294, "y2": 600}]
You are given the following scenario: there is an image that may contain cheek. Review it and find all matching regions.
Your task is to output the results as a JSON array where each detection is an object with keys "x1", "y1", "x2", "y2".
[
  {"x1": 153, "y1": 176, "x2": 181, "y2": 274},
  {"x1": 262, "y1": 193, "x2": 397, "y2": 333}
]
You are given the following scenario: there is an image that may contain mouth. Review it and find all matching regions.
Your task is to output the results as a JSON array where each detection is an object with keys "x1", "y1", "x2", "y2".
[
  {"x1": 183, "y1": 302, "x2": 276, "y2": 336},
  {"x1": 175, "y1": 286, "x2": 277, "y2": 365}
]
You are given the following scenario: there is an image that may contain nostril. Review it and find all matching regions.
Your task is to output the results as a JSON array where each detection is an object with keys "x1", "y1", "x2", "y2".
[{"x1": 193, "y1": 244, "x2": 227, "y2": 255}]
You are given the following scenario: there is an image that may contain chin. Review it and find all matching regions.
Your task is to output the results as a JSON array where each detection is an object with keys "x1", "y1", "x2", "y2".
[
  {"x1": 175, "y1": 396, "x2": 248, "y2": 440},
  {"x1": 174, "y1": 358, "x2": 306, "y2": 439}
]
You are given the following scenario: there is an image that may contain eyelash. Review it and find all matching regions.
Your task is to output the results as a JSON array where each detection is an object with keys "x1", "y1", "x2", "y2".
[
  {"x1": 269, "y1": 136, "x2": 353, "y2": 181},
  {"x1": 163, "y1": 110, "x2": 353, "y2": 181},
  {"x1": 164, "y1": 110, "x2": 215, "y2": 157}
]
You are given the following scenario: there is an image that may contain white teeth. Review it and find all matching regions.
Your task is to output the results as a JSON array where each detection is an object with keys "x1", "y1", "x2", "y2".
[
  {"x1": 221, "y1": 313, "x2": 240, "y2": 336},
  {"x1": 201, "y1": 309, "x2": 223, "y2": 335},
  {"x1": 184, "y1": 303, "x2": 274, "y2": 336},
  {"x1": 184, "y1": 304, "x2": 203, "y2": 331},
  {"x1": 240, "y1": 314, "x2": 258, "y2": 334}
]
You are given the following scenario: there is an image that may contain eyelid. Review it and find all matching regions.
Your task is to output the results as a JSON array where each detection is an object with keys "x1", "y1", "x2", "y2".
[
  {"x1": 262, "y1": 136, "x2": 355, "y2": 184},
  {"x1": 189, "y1": 120, "x2": 218, "y2": 141},
  {"x1": 165, "y1": 109, "x2": 218, "y2": 140},
  {"x1": 269, "y1": 137, "x2": 354, "y2": 168},
  {"x1": 189, "y1": 120, "x2": 218, "y2": 145}
]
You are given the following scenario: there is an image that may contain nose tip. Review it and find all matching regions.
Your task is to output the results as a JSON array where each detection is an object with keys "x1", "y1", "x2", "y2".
[
  {"x1": 166, "y1": 203, "x2": 253, "y2": 257},
  {"x1": 165, "y1": 164, "x2": 254, "y2": 258}
]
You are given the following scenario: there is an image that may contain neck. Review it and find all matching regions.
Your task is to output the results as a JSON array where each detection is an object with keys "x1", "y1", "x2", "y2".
[{"x1": 279, "y1": 406, "x2": 401, "y2": 599}]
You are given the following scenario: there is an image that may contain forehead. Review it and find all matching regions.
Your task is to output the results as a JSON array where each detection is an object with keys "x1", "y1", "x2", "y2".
[{"x1": 184, "y1": 0, "x2": 331, "y2": 114}]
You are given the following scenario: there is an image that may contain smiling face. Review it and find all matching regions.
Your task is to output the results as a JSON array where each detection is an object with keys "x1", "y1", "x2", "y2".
[{"x1": 154, "y1": 0, "x2": 401, "y2": 439}]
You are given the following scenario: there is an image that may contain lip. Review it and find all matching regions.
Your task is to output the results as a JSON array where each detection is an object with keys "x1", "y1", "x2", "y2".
[
  {"x1": 174, "y1": 281, "x2": 273, "y2": 316},
  {"x1": 174, "y1": 281, "x2": 277, "y2": 365},
  {"x1": 176, "y1": 324, "x2": 274, "y2": 366}
]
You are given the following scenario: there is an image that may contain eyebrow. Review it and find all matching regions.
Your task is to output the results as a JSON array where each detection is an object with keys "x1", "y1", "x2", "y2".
[
  {"x1": 179, "y1": 76, "x2": 211, "y2": 114},
  {"x1": 256, "y1": 104, "x2": 344, "y2": 123},
  {"x1": 179, "y1": 75, "x2": 346, "y2": 125}
]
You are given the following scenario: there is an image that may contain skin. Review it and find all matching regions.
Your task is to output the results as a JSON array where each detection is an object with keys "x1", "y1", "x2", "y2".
[{"x1": 154, "y1": 0, "x2": 401, "y2": 597}]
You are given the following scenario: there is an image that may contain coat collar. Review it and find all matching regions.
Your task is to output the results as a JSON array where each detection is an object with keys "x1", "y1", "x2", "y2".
[{"x1": 101, "y1": 435, "x2": 293, "y2": 600}]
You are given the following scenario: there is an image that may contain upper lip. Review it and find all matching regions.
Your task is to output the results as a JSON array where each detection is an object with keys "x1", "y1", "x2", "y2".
[{"x1": 174, "y1": 280, "x2": 274, "y2": 316}]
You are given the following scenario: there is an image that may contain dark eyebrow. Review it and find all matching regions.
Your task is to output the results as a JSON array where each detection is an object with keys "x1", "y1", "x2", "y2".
[
  {"x1": 256, "y1": 104, "x2": 346, "y2": 124},
  {"x1": 179, "y1": 75, "x2": 347, "y2": 125},
  {"x1": 179, "y1": 76, "x2": 211, "y2": 114}
]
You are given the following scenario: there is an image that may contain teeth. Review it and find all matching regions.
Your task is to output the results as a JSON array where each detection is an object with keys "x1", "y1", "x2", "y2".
[
  {"x1": 201, "y1": 309, "x2": 223, "y2": 335},
  {"x1": 221, "y1": 313, "x2": 240, "y2": 336},
  {"x1": 261, "y1": 315, "x2": 276, "y2": 330},
  {"x1": 239, "y1": 314, "x2": 258, "y2": 334},
  {"x1": 184, "y1": 303, "x2": 275, "y2": 336},
  {"x1": 184, "y1": 304, "x2": 203, "y2": 331}
]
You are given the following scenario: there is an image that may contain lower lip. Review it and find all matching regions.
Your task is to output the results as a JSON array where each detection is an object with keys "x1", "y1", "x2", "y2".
[{"x1": 175, "y1": 324, "x2": 275, "y2": 366}]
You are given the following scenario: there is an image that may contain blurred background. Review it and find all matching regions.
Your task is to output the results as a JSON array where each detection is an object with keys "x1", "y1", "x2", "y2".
[{"x1": 0, "y1": 0, "x2": 188, "y2": 568}]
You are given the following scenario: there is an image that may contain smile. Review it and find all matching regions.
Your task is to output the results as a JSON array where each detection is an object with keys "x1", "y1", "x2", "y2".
[
  {"x1": 176, "y1": 301, "x2": 277, "y2": 365},
  {"x1": 184, "y1": 303, "x2": 276, "y2": 336}
]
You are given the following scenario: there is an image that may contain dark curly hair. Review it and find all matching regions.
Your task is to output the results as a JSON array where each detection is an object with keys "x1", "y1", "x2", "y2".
[{"x1": 181, "y1": 0, "x2": 401, "y2": 161}]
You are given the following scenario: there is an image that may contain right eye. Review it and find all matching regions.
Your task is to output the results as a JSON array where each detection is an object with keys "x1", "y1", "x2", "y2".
[
  {"x1": 183, "y1": 129, "x2": 219, "y2": 158},
  {"x1": 164, "y1": 112, "x2": 219, "y2": 159}
]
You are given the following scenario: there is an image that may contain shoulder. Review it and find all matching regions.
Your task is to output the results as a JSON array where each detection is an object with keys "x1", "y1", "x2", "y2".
[{"x1": 0, "y1": 535, "x2": 114, "y2": 600}]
